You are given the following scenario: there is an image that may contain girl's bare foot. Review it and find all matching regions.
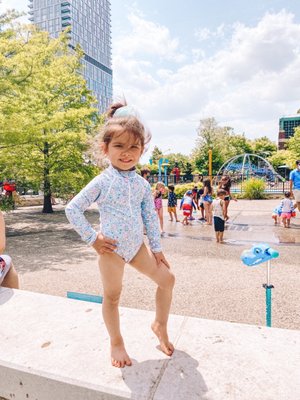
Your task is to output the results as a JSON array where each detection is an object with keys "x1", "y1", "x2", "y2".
[
  {"x1": 151, "y1": 322, "x2": 174, "y2": 356},
  {"x1": 111, "y1": 341, "x2": 132, "y2": 368}
]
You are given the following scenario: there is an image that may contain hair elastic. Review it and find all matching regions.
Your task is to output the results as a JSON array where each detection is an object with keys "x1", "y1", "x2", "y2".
[{"x1": 113, "y1": 105, "x2": 138, "y2": 118}]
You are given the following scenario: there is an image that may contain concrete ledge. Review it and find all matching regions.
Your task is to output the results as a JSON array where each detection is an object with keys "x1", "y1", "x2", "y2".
[{"x1": 0, "y1": 288, "x2": 300, "y2": 400}]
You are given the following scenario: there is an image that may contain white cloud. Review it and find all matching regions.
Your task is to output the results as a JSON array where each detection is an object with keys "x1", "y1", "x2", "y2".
[
  {"x1": 194, "y1": 24, "x2": 226, "y2": 42},
  {"x1": 113, "y1": 10, "x2": 300, "y2": 155},
  {"x1": 114, "y1": 12, "x2": 185, "y2": 63}
]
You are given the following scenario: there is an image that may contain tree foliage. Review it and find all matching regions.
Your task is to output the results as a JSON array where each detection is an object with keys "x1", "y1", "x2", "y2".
[
  {"x1": 191, "y1": 118, "x2": 253, "y2": 174},
  {"x1": 287, "y1": 128, "x2": 300, "y2": 163},
  {"x1": 251, "y1": 136, "x2": 277, "y2": 157},
  {"x1": 0, "y1": 19, "x2": 99, "y2": 213}
]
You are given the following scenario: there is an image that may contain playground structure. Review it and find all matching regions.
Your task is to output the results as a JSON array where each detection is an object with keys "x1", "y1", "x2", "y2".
[{"x1": 215, "y1": 153, "x2": 284, "y2": 184}]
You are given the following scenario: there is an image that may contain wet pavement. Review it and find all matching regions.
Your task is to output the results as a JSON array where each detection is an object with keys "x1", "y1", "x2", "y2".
[{"x1": 3, "y1": 199, "x2": 300, "y2": 330}]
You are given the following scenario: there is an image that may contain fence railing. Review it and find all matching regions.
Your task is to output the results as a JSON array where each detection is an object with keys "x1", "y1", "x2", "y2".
[{"x1": 148, "y1": 174, "x2": 290, "y2": 194}]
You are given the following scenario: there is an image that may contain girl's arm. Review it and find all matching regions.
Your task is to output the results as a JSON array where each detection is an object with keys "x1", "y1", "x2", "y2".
[
  {"x1": 65, "y1": 176, "x2": 102, "y2": 245},
  {"x1": 179, "y1": 197, "x2": 184, "y2": 209},
  {"x1": 221, "y1": 200, "x2": 226, "y2": 219},
  {"x1": 141, "y1": 184, "x2": 162, "y2": 253},
  {"x1": 228, "y1": 188, "x2": 237, "y2": 201},
  {"x1": 0, "y1": 212, "x2": 6, "y2": 253}
]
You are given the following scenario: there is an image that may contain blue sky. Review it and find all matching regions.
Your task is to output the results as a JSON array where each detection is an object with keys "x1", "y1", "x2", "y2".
[{"x1": 2, "y1": 0, "x2": 300, "y2": 161}]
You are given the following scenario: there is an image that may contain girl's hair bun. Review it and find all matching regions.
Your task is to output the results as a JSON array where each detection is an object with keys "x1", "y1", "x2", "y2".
[{"x1": 107, "y1": 102, "x2": 127, "y2": 118}]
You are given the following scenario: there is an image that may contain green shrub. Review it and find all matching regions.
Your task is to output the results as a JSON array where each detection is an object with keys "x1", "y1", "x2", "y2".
[
  {"x1": 174, "y1": 183, "x2": 203, "y2": 198},
  {"x1": 151, "y1": 182, "x2": 204, "y2": 199},
  {"x1": 242, "y1": 178, "x2": 266, "y2": 199},
  {"x1": 0, "y1": 196, "x2": 14, "y2": 211}
]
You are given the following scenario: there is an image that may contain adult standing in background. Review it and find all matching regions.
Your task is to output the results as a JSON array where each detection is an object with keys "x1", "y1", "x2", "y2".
[
  {"x1": 141, "y1": 167, "x2": 151, "y2": 182},
  {"x1": 289, "y1": 160, "x2": 300, "y2": 211}
]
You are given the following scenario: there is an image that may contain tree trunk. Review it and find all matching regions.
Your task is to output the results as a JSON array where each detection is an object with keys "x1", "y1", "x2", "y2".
[{"x1": 42, "y1": 140, "x2": 53, "y2": 213}]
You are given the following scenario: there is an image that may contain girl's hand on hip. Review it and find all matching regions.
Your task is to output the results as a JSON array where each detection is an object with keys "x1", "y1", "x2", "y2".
[
  {"x1": 153, "y1": 251, "x2": 170, "y2": 269},
  {"x1": 92, "y1": 233, "x2": 117, "y2": 255}
]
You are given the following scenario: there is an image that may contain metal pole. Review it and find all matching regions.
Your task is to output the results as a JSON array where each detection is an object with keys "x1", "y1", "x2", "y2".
[
  {"x1": 164, "y1": 166, "x2": 167, "y2": 186},
  {"x1": 208, "y1": 149, "x2": 212, "y2": 182},
  {"x1": 263, "y1": 260, "x2": 274, "y2": 327}
]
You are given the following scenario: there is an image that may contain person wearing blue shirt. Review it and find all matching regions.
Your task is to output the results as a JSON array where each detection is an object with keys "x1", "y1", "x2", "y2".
[{"x1": 289, "y1": 160, "x2": 300, "y2": 211}]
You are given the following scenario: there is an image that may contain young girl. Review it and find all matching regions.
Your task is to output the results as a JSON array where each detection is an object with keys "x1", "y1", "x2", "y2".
[
  {"x1": 202, "y1": 179, "x2": 213, "y2": 225},
  {"x1": 218, "y1": 175, "x2": 237, "y2": 220},
  {"x1": 0, "y1": 211, "x2": 19, "y2": 289},
  {"x1": 279, "y1": 191, "x2": 294, "y2": 228},
  {"x1": 180, "y1": 190, "x2": 194, "y2": 225},
  {"x1": 65, "y1": 103, "x2": 175, "y2": 368},
  {"x1": 153, "y1": 181, "x2": 165, "y2": 235},
  {"x1": 271, "y1": 205, "x2": 281, "y2": 225}
]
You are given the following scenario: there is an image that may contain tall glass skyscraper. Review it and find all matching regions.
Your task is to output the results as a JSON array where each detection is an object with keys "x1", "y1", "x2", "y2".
[{"x1": 28, "y1": 0, "x2": 112, "y2": 113}]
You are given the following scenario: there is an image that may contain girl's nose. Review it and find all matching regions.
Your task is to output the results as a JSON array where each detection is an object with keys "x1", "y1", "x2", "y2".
[{"x1": 122, "y1": 147, "x2": 131, "y2": 155}]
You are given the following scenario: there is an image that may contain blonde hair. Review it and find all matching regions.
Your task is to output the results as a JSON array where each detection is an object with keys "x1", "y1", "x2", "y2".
[{"x1": 155, "y1": 181, "x2": 165, "y2": 190}]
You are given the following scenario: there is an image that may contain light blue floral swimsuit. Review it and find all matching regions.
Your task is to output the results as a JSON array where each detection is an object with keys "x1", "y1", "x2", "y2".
[{"x1": 65, "y1": 165, "x2": 162, "y2": 262}]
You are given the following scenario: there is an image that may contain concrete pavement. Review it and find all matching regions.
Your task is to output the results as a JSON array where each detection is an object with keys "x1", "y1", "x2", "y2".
[{"x1": 4, "y1": 199, "x2": 300, "y2": 330}]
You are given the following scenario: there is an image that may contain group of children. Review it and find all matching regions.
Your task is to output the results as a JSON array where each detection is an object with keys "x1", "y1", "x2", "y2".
[
  {"x1": 153, "y1": 176, "x2": 234, "y2": 243},
  {"x1": 272, "y1": 191, "x2": 297, "y2": 228}
]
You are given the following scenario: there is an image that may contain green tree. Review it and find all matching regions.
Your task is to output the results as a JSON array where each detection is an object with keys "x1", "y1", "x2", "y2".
[
  {"x1": 251, "y1": 136, "x2": 277, "y2": 157},
  {"x1": 287, "y1": 128, "x2": 300, "y2": 164},
  {"x1": 267, "y1": 150, "x2": 293, "y2": 171},
  {"x1": 151, "y1": 146, "x2": 163, "y2": 163},
  {"x1": 164, "y1": 152, "x2": 193, "y2": 175},
  {"x1": 223, "y1": 134, "x2": 252, "y2": 160},
  {"x1": 0, "y1": 24, "x2": 99, "y2": 213},
  {"x1": 192, "y1": 118, "x2": 231, "y2": 174}
]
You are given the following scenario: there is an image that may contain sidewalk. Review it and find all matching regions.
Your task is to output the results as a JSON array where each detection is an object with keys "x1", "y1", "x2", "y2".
[{"x1": 4, "y1": 199, "x2": 300, "y2": 330}]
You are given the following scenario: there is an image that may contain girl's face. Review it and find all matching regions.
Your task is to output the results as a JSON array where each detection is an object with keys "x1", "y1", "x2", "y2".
[
  {"x1": 157, "y1": 184, "x2": 165, "y2": 193},
  {"x1": 103, "y1": 131, "x2": 143, "y2": 171}
]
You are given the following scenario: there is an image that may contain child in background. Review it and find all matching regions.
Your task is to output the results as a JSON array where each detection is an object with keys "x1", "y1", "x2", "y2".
[
  {"x1": 279, "y1": 191, "x2": 294, "y2": 228},
  {"x1": 218, "y1": 175, "x2": 237, "y2": 220},
  {"x1": 180, "y1": 190, "x2": 194, "y2": 225},
  {"x1": 153, "y1": 181, "x2": 165, "y2": 235},
  {"x1": 167, "y1": 185, "x2": 179, "y2": 222},
  {"x1": 203, "y1": 179, "x2": 213, "y2": 225},
  {"x1": 197, "y1": 185, "x2": 205, "y2": 221},
  {"x1": 189, "y1": 186, "x2": 198, "y2": 220},
  {"x1": 66, "y1": 103, "x2": 175, "y2": 368},
  {"x1": 271, "y1": 206, "x2": 281, "y2": 225},
  {"x1": 212, "y1": 190, "x2": 226, "y2": 243}
]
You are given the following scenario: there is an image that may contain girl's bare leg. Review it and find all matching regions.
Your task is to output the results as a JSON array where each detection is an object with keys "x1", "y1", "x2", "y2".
[
  {"x1": 282, "y1": 217, "x2": 287, "y2": 228},
  {"x1": 130, "y1": 244, "x2": 175, "y2": 356},
  {"x1": 2, "y1": 264, "x2": 19, "y2": 289},
  {"x1": 204, "y1": 202, "x2": 212, "y2": 224},
  {"x1": 158, "y1": 208, "x2": 164, "y2": 231},
  {"x1": 224, "y1": 200, "x2": 229, "y2": 219},
  {"x1": 98, "y1": 253, "x2": 132, "y2": 368}
]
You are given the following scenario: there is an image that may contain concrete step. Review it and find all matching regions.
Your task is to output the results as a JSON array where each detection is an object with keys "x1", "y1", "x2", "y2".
[{"x1": 0, "y1": 288, "x2": 299, "y2": 400}]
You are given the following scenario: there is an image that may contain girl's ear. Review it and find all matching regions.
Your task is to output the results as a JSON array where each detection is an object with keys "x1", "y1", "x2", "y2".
[{"x1": 101, "y1": 142, "x2": 108, "y2": 155}]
